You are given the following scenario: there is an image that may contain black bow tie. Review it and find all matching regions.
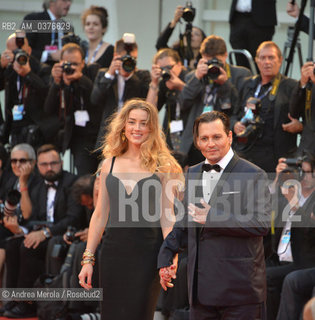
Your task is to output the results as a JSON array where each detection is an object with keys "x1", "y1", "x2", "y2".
[
  {"x1": 202, "y1": 163, "x2": 221, "y2": 172},
  {"x1": 45, "y1": 182, "x2": 57, "y2": 190}
]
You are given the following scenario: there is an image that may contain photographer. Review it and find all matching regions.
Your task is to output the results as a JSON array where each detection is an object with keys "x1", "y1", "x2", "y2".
[
  {"x1": 234, "y1": 41, "x2": 302, "y2": 173},
  {"x1": 156, "y1": 4, "x2": 206, "y2": 70},
  {"x1": 265, "y1": 153, "x2": 315, "y2": 320},
  {"x1": 3, "y1": 144, "x2": 84, "y2": 318},
  {"x1": 44, "y1": 43, "x2": 102, "y2": 175},
  {"x1": 23, "y1": 0, "x2": 72, "y2": 64},
  {"x1": 289, "y1": 61, "x2": 315, "y2": 155},
  {"x1": 178, "y1": 35, "x2": 249, "y2": 165},
  {"x1": 91, "y1": 33, "x2": 151, "y2": 149},
  {"x1": 147, "y1": 48, "x2": 189, "y2": 150},
  {"x1": 0, "y1": 31, "x2": 50, "y2": 147}
]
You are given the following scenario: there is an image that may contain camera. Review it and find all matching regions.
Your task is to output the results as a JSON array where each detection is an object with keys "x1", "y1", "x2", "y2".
[
  {"x1": 62, "y1": 61, "x2": 75, "y2": 75},
  {"x1": 236, "y1": 97, "x2": 264, "y2": 145},
  {"x1": 120, "y1": 33, "x2": 137, "y2": 73},
  {"x1": 161, "y1": 66, "x2": 172, "y2": 82},
  {"x1": 282, "y1": 156, "x2": 306, "y2": 180},
  {"x1": 13, "y1": 30, "x2": 28, "y2": 66},
  {"x1": 0, "y1": 189, "x2": 21, "y2": 221},
  {"x1": 206, "y1": 58, "x2": 224, "y2": 81},
  {"x1": 182, "y1": 1, "x2": 196, "y2": 23},
  {"x1": 65, "y1": 226, "x2": 80, "y2": 243}
]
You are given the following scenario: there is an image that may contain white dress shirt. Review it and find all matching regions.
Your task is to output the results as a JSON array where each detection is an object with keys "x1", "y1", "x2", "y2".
[
  {"x1": 202, "y1": 148, "x2": 234, "y2": 203},
  {"x1": 236, "y1": 0, "x2": 252, "y2": 13}
]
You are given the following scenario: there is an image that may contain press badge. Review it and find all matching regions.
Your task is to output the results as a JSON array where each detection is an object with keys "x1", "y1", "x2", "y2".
[
  {"x1": 12, "y1": 104, "x2": 24, "y2": 121},
  {"x1": 45, "y1": 45, "x2": 58, "y2": 52},
  {"x1": 202, "y1": 106, "x2": 213, "y2": 113},
  {"x1": 74, "y1": 110, "x2": 90, "y2": 127},
  {"x1": 170, "y1": 120, "x2": 183, "y2": 133},
  {"x1": 281, "y1": 231, "x2": 291, "y2": 244}
]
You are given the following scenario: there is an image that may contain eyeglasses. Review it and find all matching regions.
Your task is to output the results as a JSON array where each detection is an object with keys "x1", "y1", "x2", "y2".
[
  {"x1": 38, "y1": 161, "x2": 61, "y2": 168},
  {"x1": 11, "y1": 158, "x2": 32, "y2": 165}
]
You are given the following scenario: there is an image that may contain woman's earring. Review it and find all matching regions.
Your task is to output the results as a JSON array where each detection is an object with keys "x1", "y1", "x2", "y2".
[{"x1": 121, "y1": 131, "x2": 126, "y2": 142}]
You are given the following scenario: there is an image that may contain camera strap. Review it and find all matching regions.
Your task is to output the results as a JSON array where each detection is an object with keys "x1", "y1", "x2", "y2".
[
  {"x1": 305, "y1": 85, "x2": 312, "y2": 125},
  {"x1": 268, "y1": 73, "x2": 281, "y2": 101},
  {"x1": 225, "y1": 63, "x2": 231, "y2": 79}
]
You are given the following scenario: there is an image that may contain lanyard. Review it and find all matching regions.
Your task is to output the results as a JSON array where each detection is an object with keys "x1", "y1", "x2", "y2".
[
  {"x1": 204, "y1": 85, "x2": 218, "y2": 106},
  {"x1": 305, "y1": 85, "x2": 312, "y2": 124},
  {"x1": 254, "y1": 83, "x2": 272, "y2": 100},
  {"x1": 16, "y1": 76, "x2": 28, "y2": 104},
  {"x1": 85, "y1": 40, "x2": 104, "y2": 64}
]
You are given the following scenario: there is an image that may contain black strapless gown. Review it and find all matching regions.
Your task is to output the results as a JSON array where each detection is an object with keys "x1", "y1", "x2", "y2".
[{"x1": 99, "y1": 172, "x2": 163, "y2": 320}]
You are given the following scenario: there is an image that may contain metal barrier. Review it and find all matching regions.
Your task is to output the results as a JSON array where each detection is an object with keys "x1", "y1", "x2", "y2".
[{"x1": 228, "y1": 49, "x2": 258, "y2": 75}]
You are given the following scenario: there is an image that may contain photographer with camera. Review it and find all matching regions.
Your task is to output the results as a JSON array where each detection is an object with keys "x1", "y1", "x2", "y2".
[
  {"x1": 156, "y1": 3, "x2": 206, "y2": 70},
  {"x1": 234, "y1": 41, "x2": 302, "y2": 173},
  {"x1": 3, "y1": 144, "x2": 84, "y2": 318},
  {"x1": 44, "y1": 43, "x2": 102, "y2": 175},
  {"x1": 91, "y1": 33, "x2": 151, "y2": 149},
  {"x1": 23, "y1": 0, "x2": 72, "y2": 65},
  {"x1": 178, "y1": 35, "x2": 250, "y2": 165},
  {"x1": 0, "y1": 31, "x2": 51, "y2": 148},
  {"x1": 147, "y1": 48, "x2": 189, "y2": 150},
  {"x1": 265, "y1": 152, "x2": 315, "y2": 320},
  {"x1": 288, "y1": 61, "x2": 315, "y2": 155}
]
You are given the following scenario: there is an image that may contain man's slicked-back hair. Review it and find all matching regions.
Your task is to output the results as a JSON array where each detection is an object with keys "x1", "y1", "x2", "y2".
[
  {"x1": 37, "y1": 144, "x2": 60, "y2": 158},
  {"x1": 193, "y1": 111, "x2": 230, "y2": 148}
]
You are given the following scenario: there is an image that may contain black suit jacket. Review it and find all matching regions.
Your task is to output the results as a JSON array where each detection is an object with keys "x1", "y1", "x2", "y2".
[
  {"x1": 91, "y1": 68, "x2": 150, "y2": 148},
  {"x1": 23, "y1": 11, "x2": 53, "y2": 62},
  {"x1": 158, "y1": 154, "x2": 271, "y2": 306},
  {"x1": 28, "y1": 171, "x2": 84, "y2": 236},
  {"x1": 229, "y1": 0, "x2": 277, "y2": 27}
]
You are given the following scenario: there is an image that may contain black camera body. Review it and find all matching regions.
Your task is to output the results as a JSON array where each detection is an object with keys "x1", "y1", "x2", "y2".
[
  {"x1": 206, "y1": 58, "x2": 224, "y2": 81},
  {"x1": 65, "y1": 226, "x2": 80, "y2": 243},
  {"x1": 14, "y1": 32, "x2": 28, "y2": 66},
  {"x1": 120, "y1": 55, "x2": 137, "y2": 73},
  {"x1": 183, "y1": 1, "x2": 196, "y2": 23},
  {"x1": 236, "y1": 97, "x2": 264, "y2": 145},
  {"x1": 0, "y1": 189, "x2": 21, "y2": 221},
  {"x1": 161, "y1": 66, "x2": 172, "y2": 82},
  {"x1": 62, "y1": 62, "x2": 75, "y2": 75}
]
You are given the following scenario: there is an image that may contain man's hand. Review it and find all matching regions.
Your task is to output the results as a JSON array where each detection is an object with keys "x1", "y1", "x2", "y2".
[
  {"x1": 282, "y1": 113, "x2": 303, "y2": 133},
  {"x1": 76, "y1": 228, "x2": 89, "y2": 242},
  {"x1": 165, "y1": 69, "x2": 185, "y2": 91},
  {"x1": 13, "y1": 60, "x2": 31, "y2": 77},
  {"x1": 3, "y1": 215, "x2": 23, "y2": 234},
  {"x1": 62, "y1": 63, "x2": 83, "y2": 86},
  {"x1": 24, "y1": 230, "x2": 46, "y2": 249},
  {"x1": 150, "y1": 64, "x2": 161, "y2": 86},
  {"x1": 0, "y1": 49, "x2": 14, "y2": 68},
  {"x1": 233, "y1": 121, "x2": 246, "y2": 135},
  {"x1": 195, "y1": 58, "x2": 208, "y2": 80},
  {"x1": 51, "y1": 62, "x2": 63, "y2": 85},
  {"x1": 214, "y1": 67, "x2": 228, "y2": 85},
  {"x1": 108, "y1": 55, "x2": 122, "y2": 76},
  {"x1": 188, "y1": 199, "x2": 210, "y2": 225},
  {"x1": 19, "y1": 161, "x2": 33, "y2": 187},
  {"x1": 287, "y1": 1, "x2": 300, "y2": 18},
  {"x1": 300, "y1": 62, "x2": 315, "y2": 87}
]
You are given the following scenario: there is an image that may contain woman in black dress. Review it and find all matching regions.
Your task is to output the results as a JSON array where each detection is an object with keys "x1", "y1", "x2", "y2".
[
  {"x1": 81, "y1": 6, "x2": 113, "y2": 68},
  {"x1": 79, "y1": 99, "x2": 182, "y2": 320}
]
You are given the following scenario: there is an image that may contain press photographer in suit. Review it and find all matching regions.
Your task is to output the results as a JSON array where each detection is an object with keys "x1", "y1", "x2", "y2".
[
  {"x1": 158, "y1": 111, "x2": 271, "y2": 320},
  {"x1": 0, "y1": 31, "x2": 50, "y2": 147}
]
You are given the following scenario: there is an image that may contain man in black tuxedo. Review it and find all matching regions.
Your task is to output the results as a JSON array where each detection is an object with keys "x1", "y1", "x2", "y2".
[
  {"x1": 158, "y1": 111, "x2": 271, "y2": 320},
  {"x1": 229, "y1": 0, "x2": 277, "y2": 68},
  {"x1": 23, "y1": 0, "x2": 72, "y2": 64},
  {"x1": 0, "y1": 32, "x2": 50, "y2": 147},
  {"x1": 91, "y1": 35, "x2": 151, "y2": 149},
  {"x1": 3, "y1": 144, "x2": 84, "y2": 318}
]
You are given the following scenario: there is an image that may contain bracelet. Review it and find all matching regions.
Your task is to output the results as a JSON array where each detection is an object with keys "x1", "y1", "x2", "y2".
[
  {"x1": 20, "y1": 187, "x2": 28, "y2": 192},
  {"x1": 81, "y1": 259, "x2": 95, "y2": 266},
  {"x1": 149, "y1": 83, "x2": 158, "y2": 91}
]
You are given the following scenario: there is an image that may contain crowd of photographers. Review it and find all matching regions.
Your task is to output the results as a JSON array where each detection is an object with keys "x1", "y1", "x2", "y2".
[{"x1": 0, "y1": 0, "x2": 314, "y2": 319}]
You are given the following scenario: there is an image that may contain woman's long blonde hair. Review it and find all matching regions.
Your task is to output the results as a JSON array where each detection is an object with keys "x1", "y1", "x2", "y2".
[{"x1": 102, "y1": 99, "x2": 182, "y2": 174}]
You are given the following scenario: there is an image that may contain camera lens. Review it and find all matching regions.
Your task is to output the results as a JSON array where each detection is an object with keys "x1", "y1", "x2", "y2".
[
  {"x1": 207, "y1": 65, "x2": 221, "y2": 80},
  {"x1": 63, "y1": 62, "x2": 75, "y2": 75},
  {"x1": 161, "y1": 69, "x2": 171, "y2": 82},
  {"x1": 15, "y1": 52, "x2": 28, "y2": 65},
  {"x1": 121, "y1": 55, "x2": 136, "y2": 73}
]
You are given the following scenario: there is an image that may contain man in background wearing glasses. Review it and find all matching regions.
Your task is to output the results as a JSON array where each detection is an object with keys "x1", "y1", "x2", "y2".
[{"x1": 3, "y1": 144, "x2": 84, "y2": 318}]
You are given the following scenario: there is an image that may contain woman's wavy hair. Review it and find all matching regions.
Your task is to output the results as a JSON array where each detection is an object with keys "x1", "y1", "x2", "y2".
[{"x1": 102, "y1": 99, "x2": 182, "y2": 174}]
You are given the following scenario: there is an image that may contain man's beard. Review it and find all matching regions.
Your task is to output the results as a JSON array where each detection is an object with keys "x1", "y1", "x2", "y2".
[{"x1": 41, "y1": 170, "x2": 62, "y2": 182}]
